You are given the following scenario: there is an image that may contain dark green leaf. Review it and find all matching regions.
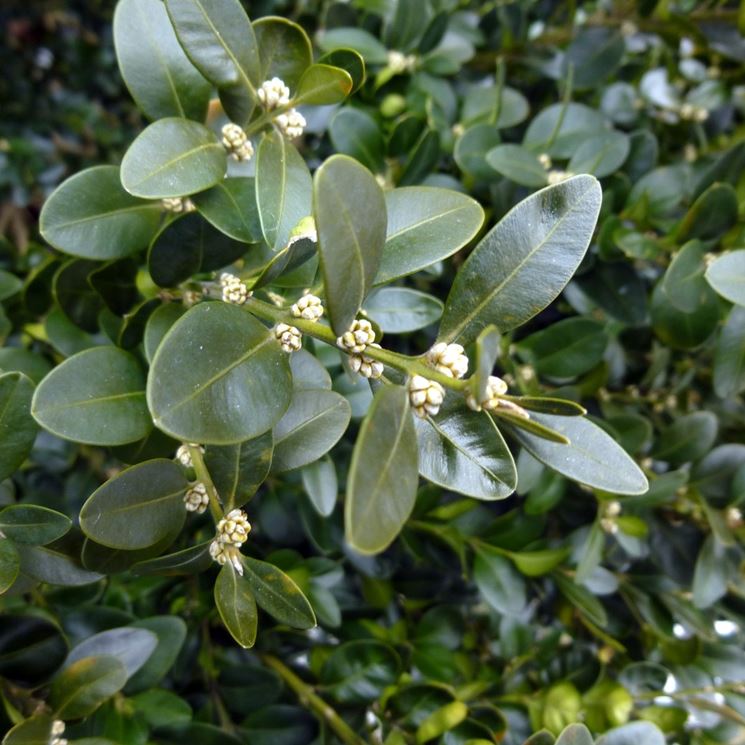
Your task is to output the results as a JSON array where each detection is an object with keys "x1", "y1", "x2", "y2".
[
  {"x1": 714, "y1": 305, "x2": 745, "y2": 398},
  {"x1": 193, "y1": 177, "x2": 262, "y2": 244},
  {"x1": 66, "y1": 627, "x2": 158, "y2": 679},
  {"x1": 254, "y1": 16, "x2": 312, "y2": 90},
  {"x1": 0, "y1": 505, "x2": 70, "y2": 545},
  {"x1": 0, "y1": 372, "x2": 37, "y2": 482},
  {"x1": 50, "y1": 655, "x2": 128, "y2": 719},
  {"x1": 294, "y1": 64, "x2": 353, "y2": 105},
  {"x1": 473, "y1": 544, "x2": 526, "y2": 615},
  {"x1": 0, "y1": 539, "x2": 20, "y2": 595},
  {"x1": 652, "y1": 411, "x2": 718, "y2": 465},
  {"x1": 16, "y1": 544, "x2": 103, "y2": 586},
  {"x1": 301, "y1": 456, "x2": 337, "y2": 517},
  {"x1": 215, "y1": 564, "x2": 258, "y2": 648},
  {"x1": 486, "y1": 144, "x2": 548, "y2": 188},
  {"x1": 363, "y1": 287, "x2": 443, "y2": 333}
]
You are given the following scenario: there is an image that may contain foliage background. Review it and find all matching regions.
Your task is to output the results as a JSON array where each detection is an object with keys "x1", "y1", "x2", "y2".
[{"x1": 2, "y1": 1, "x2": 745, "y2": 745}]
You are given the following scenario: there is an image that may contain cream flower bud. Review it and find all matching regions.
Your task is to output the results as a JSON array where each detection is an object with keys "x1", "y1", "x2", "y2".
[
  {"x1": 495, "y1": 398, "x2": 530, "y2": 419},
  {"x1": 538, "y1": 153, "x2": 552, "y2": 169},
  {"x1": 216, "y1": 508, "x2": 251, "y2": 546},
  {"x1": 257, "y1": 77, "x2": 291, "y2": 110},
  {"x1": 349, "y1": 344, "x2": 385, "y2": 379},
  {"x1": 221, "y1": 123, "x2": 254, "y2": 161},
  {"x1": 291, "y1": 293, "x2": 324, "y2": 321},
  {"x1": 408, "y1": 375, "x2": 445, "y2": 419},
  {"x1": 209, "y1": 540, "x2": 244, "y2": 575},
  {"x1": 162, "y1": 196, "x2": 195, "y2": 213},
  {"x1": 466, "y1": 375, "x2": 509, "y2": 412},
  {"x1": 51, "y1": 721, "x2": 66, "y2": 736},
  {"x1": 601, "y1": 517, "x2": 619, "y2": 534},
  {"x1": 276, "y1": 108, "x2": 306, "y2": 139},
  {"x1": 426, "y1": 342, "x2": 469, "y2": 379},
  {"x1": 337, "y1": 319, "x2": 375, "y2": 354},
  {"x1": 605, "y1": 500, "x2": 622, "y2": 518},
  {"x1": 275, "y1": 323, "x2": 302, "y2": 352},
  {"x1": 220, "y1": 272, "x2": 251, "y2": 305},
  {"x1": 547, "y1": 169, "x2": 574, "y2": 185},
  {"x1": 184, "y1": 482, "x2": 209, "y2": 513},
  {"x1": 175, "y1": 443, "x2": 203, "y2": 468},
  {"x1": 387, "y1": 50, "x2": 417, "y2": 73}
]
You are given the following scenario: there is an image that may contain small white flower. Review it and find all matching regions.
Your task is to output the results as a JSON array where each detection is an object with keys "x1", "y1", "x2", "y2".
[
  {"x1": 408, "y1": 375, "x2": 445, "y2": 419},
  {"x1": 220, "y1": 272, "x2": 251, "y2": 305},
  {"x1": 601, "y1": 517, "x2": 619, "y2": 535},
  {"x1": 679, "y1": 102, "x2": 695, "y2": 120},
  {"x1": 349, "y1": 343, "x2": 384, "y2": 379},
  {"x1": 275, "y1": 322, "x2": 302, "y2": 352},
  {"x1": 726, "y1": 506, "x2": 743, "y2": 529},
  {"x1": 162, "y1": 196, "x2": 196, "y2": 213},
  {"x1": 221, "y1": 123, "x2": 254, "y2": 161},
  {"x1": 387, "y1": 50, "x2": 416, "y2": 73},
  {"x1": 51, "y1": 721, "x2": 65, "y2": 736},
  {"x1": 258, "y1": 77, "x2": 291, "y2": 110},
  {"x1": 276, "y1": 108, "x2": 306, "y2": 139},
  {"x1": 694, "y1": 106, "x2": 709, "y2": 123},
  {"x1": 184, "y1": 482, "x2": 210, "y2": 514},
  {"x1": 426, "y1": 342, "x2": 469, "y2": 379},
  {"x1": 216, "y1": 508, "x2": 251, "y2": 546},
  {"x1": 175, "y1": 443, "x2": 203, "y2": 468},
  {"x1": 209, "y1": 540, "x2": 244, "y2": 575},
  {"x1": 466, "y1": 375, "x2": 509, "y2": 412},
  {"x1": 538, "y1": 153, "x2": 552, "y2": 170},
  {"x1": 547, "y1": 169, "x2": 574, "y2": 185},
  {"x1": 337, "y1": 319, "x2": 375, "y2": 354},
  {"x1": 605, "y1": 500, "x2": 622, "y2": 518},
  {"x1": 291, "y1": 293, "x2": 323, "y2": 321}
]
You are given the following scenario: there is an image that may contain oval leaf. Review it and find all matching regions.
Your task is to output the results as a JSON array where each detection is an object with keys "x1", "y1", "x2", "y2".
[
  {"x1": 215, "y1": 564, "x2": 258, "y2": 648},
  {"x1": 0, "y1": 372, "x2": 38, "y2": 482},
  {"x1": 50, "y1": 655, "x2": 128, "y2": 720}
]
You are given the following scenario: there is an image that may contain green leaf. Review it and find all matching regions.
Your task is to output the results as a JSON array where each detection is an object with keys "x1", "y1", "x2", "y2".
[
  {"x1": 346, "y1": 385, "x2": 418, "y2": 555},
  {"x1": 255, "y1": 132, "x2": 312, "y2": 251},
  {"x1": 507, "y1": 547, "x2": 569, "y2": 577},
  {"x1": 555, "y1": 724, "x2": 594, "y2": 745},
  {"x1": 147, "y1": 302, "x2": 292, "y2": 444},
  {"x1": 131, "y1": 540, "x2": 212, "y2": 576},
  {"x1": 329, "y1": 108, "x2": 385, "y2": 172},
  {"x1": 241, "y1": 556, "x2": 316, "y2": 629},
  {"x1": 314, "y1": 155, "x2": 387, "y2": 334},
  {"x1": 652, "y1": 411, "x2": 718, "y2": 465},
  {"x1": 272, "y1": 390, "x2": 351, "y2": 473},
  {"x1": 193, "y1": 177, "x2": 262, "y2": 244},
  {"x1": 661, "y1": 239, "x2": 709, "y2": 313},
  {"x1": 318, "y1": 28, "x2": 388, "y2": 65},
  {"x1": 294, "y1": 64, "x2": 353, "y2": 105},
  {"x1": 121, "y1": 118, "x2": 226, "y2": 199},
  {"x1": 16, "y1": 544, "x2": 103, "y2": 586},
  {"x1": 0, "y1": 372, "x2": 37, "y2": 482},
  {"x1": 439, "y1": 175, "x2": 602, "y2": 346},
  {"x1": 114, "y1": 0, "x2": 210, "y2": 121},
  {"x1": 205, "y1": 432, "x2": 273, "y2": 510},
  {"x1": 165, "y1": 0, "x2": 260, "y2": 124},
  {"x1": 486, "y1": 144, "x2": 548, "y2": 187},
  {"x1": 50, "y1": 655, "x2": 128, "y2": 719},
  {"x1": 677, "y1": 183, "x2": 739, "y2": 242},
  {"x1": 144, "y1": 303, "x2": 187, "y2": 363},
  {"x1": 595, "y1": 722, "x2": 665, "y2": 745},
  {"x1": 705, "y1": 250, "x2": 745, "y2": 305},
  {"x1": 692, "y1": 535, "x2": 730, "y2": 609},
  {"x1": 0, "y1": 539, "x2": 20, "y2": 595},
  {"x1": 80, "y1": 459, "x2": 188, "y2": 550},
  {"x1": 254, "y1": 16, "x2": 312, "y2": 90},
  {"x1": 301, "y1": 456, "x2": 337, "y2": 517},
  {"x1": 505, "y1": 413, "x2": 648, "y2": 495},
  {"x1": 376, "y1": 187, "x2": 484, "y2": 284},
  {"x1": 215, "y1": 564, "x2": 258, "y2": 648},
  {"x1": 416, "y1": 701, "x2": 468, "y2": 743},
  {"x1": 363, "y1": 288, "x2": 443, "y2": 333},
  {"x1": 321, "y1": 640, "x2": 401, "y2": 704},
  {"x1": 508, "y1": 397, "x2": 586, "y2": 417},
  {"x1": 32, "y1": 347, "x2": 151, "y2": 446},
  {"x1": 471, "y1": 325, "x2": 500, "y2": 402},
  {"x1": 567, "y1": 131, "x2": 630, "y2": 178},
  {"x1": 125, "y1": 616, "x2": 188, "y2": 692},
  {"x1": 0, "y1": 270, "x2": 22, "y2": 301},
  {"x1": 415, "y1": 400, "x2": 516, "y2": 501},
  {"x1": 3, "y1": 715, "x2": 54, "y2": 745},
  {"x1": 554, "y1": 572, "x2": 608, "y2": 627},
  {"x1": 66, "y1": 627, "x2": 158, "y2": 679},
  {"x1": 516, "y1": 317, "x2": 608, "y2": 379},
  {"x1": 40, "y1": 166, "x2": 160, "y2": 260},
  {"x1": 454, "y1": 124, "x2": 502, "y2": 179},
  {"x1": 524, "y1": 103, "x2": 607, "y2": 158},
  {"x1": 650, "y1": 280, "x2": 719, "y2": 350},
  {"x1": 473, "y1": 544, "x2": 526, "y2": 615},
  {"x1": 317, "y1": 49, "x2": 365, "y2": 93},
  {"x1": 714, "y1": 305, "x2": 745, "y2": 398},
  {"x1": 0, "y1": 505, "x2": 70, "y2": 546}
]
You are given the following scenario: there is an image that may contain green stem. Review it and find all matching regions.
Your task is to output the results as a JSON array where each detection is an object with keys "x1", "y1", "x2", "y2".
[
  {"x1": 243, "y1": 296, "x2": 468, "y2": 392},
  {"x1": 188, "y1": 445, "x2": 223, "y2": 521},
  {"x1": 262, "y1": 655, "x2": 369, "y2": 745}
]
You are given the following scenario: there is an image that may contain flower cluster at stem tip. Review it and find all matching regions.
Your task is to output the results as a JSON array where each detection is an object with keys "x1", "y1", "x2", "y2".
[
  {"x1": 275, "y1": 322, "x2": 302, "y2": 352},
  {"x1": 210, "y1": 509, "x2": 251, "y2": 575},
  {"x1": 50, "y1": 720, "x2": 67, "y2": 745},
  {"x1": 220, "y1": 272, "x2": 251, "y2": 305},
  {"x1": 291, "y1": 292, "x2": 323, "y2": 321},
  {"x1": 221, "y1": 123, "x2": 254, "y2": 161},
  {"x1": 408, "y1": 375, "x2": 445, "y2": 419},
  {"x1": 337, "y1": 319, "x2": 384, "y2": 379},
  {"x1": 426, "y1": 342, "x2": 469, "y2": 379},
  {"x1": 184, "y1": 482, "x2": 209, "y2": 514},
  {"x1": 257, "y1": 77, "x2": 306, "y2": 139}
]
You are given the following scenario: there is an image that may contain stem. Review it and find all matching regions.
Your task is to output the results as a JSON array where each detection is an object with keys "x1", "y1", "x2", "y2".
[
  {"x1": 262, "y1": 655, "x2": 369, "y2": 745},
  {"x1": 243, "y1": 296, "x2": 468, "y2": 392},
  {"x1": 188, "y1": 445, "x2": 223, "y2": 521}
]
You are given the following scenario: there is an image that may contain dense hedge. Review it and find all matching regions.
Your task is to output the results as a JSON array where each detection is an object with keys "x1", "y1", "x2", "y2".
[{"x1": 1, "y1": 2, "x2": 745, "y2": 745}]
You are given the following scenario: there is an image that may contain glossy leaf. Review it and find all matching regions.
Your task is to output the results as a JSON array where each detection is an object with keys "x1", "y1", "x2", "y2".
[
  {"x1": 486, "y1": 144, "x2": 548, "y2": 187},
  {"x1": 714, "y1": 305, "x2": 745, "y2": 398},
  {"x1": 295, "y1": 64, "x2": 353, "y2": 105},
  {"x1": 376, "y1": 187, "x2": 484, "y2": 284},
  {"x1": 193, "y1": 177, "x2": 263, "y2": 244},
  {"x1": 241, "y1": 556, "x2": 316, "y2": 629},
  {"x1": 121, "y1": 119, "x2": 226, "y2": 199},
  {"x1": 301, "y1": 456, "x2": 337, "y2": 517},
  {"x1": 31, "y1": 347, "x2": 151, "y2": 446},
  {"x1": 50, "y1": 655, "x2": 128, "y2": 719},
  {"x1": 17, "y1": 544, "x2": 103, "y2": 586},
  {"x1": 439, "y1": 176, "x2": 602, "y2": 345},
  {"x1": 114, "y1": 0, "x2": 210, "y2": 121},
  {"x1": 79, "y1": 459, "x2": 188, "y2": 550},
  {"x1": 314, "y1": 154, "x2": 387, "y2": 334},
  {"x1": 415, "y1": 400, "x2": 516, "y2": 500},
  {"x1": 505, "y1": 413, "x2": 649, "y2": 495},
  {"x1": 66, "y1": 627, "x2": 158, "y2": 679},
  {"x1": 272, "y1": 390, "x2": 351, "y2": 473},
  {"x1": 147, "y1": 302, "x2": 292, "y2": 444},
  {"x1": 0, "y1": 372, "x2": 37, "y2": 482},
  {"x1": 0, "y1": 505, "x2": 70, "y2": 546},
  {"x1": 329, "y1": 108, "x2": 385, "y2": 172},
  {"x1": 346, "y1": 385, "x2": 418, "y2": 554},
  {"x1": 215, "y1": 564, "x2": 258, "y2": 648},
  {"x1": 473, "y1": 544, "x2": 526, "y2": 615},
  {"x1": 363, "y1": 287, "x2": 443, "y2": 333},
  {"x1": 40, "y1": 166, "x2": 161, "y2": 260},
  {"x1": 253, "y1": 16, "x2": 312, "y2": 90},
  {"x1": 0, "y1": 539, "x2": 20, "y2": 595},
  {"x1": 705, "y1": 249, "x2": 745, "y2": 305}
]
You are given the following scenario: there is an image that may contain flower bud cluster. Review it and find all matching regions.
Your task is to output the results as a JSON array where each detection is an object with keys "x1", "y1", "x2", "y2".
[
  {"x1": 387, "y1": 50, "x2": 417, "y2": 73},
  {"x1": 258, "y1": 77, "x2": 290, "y2": 110},
  {"x1": 184, "y1": 482, "x2": 209, "y2": 514},
  {"x1": 275, "y1": 322, "x2": 302, "y2": 352},
  {"x1": 162, "y1": 197, "x2": 196, "y2": 213},
  {"x1": 337, "y1": 319, "x2": 376, "y2": 354},
  {"x1": 349, "y1": 344, "x2": 384, "y2": 379},
  {"x1": 210, "y1": 508, "x2": 251, "y2": 575},
  {"x1": 175, "y1": 442, "x2": 203, "y2": 468},
  {"x1": 51, "y1": 720, "x2": 67, "y2": 745},
  {"x1": 276, "y1": 109, "x2": 306, "y2": 139},
  {"x1": 408, "y1": 375, "x2": 445, "y2": 419},
  {"x1": 426, "y1": 342, "x2": 469, "y2": 379},
  {"x1": 466, "y1": 375, "x2": 530, "y2": 419},
  {"x1": 221, "y1": 123, "x2": 254, "y2": 161},
  {"x1": 220, "y1": 272, "x2": 250, "y2": 305},
  {"x1": 679, "y1": 102, "x2": 709, "y2": 122},
  {"x1": 600, "y1": 500, "x2": 622, "y2": 534},
  {"x1": 291, "y1": 293, "x2": 324, "y2": 321}
]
